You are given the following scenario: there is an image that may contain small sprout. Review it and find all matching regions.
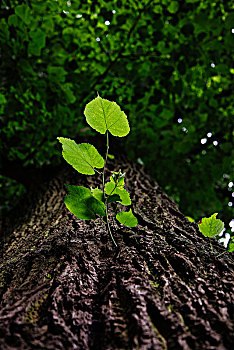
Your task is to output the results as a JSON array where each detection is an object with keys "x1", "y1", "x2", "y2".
[
  {"x1": 57, "y1": 96, "x2": 137, "y2": 247},
  {"x1": 199, "y1": 213, "x2": 224, "y2": 237},
  {"x1": 198, "y1": 213, "x2": 224, "y2": 252}
]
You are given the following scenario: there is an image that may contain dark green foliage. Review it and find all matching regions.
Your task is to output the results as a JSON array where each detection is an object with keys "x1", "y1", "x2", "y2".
[{"x1": 1, "y1": 0, "x2": 233, "y2": 239}]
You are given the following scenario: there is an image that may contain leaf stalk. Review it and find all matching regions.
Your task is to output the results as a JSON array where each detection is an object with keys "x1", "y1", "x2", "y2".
[
  {"x1": 102, "y1": 131, "x2": 118, "y2": 247},
  {"x1": 209, "y1": 237, "x2": 213, "y2": 252},
  {"x1": 105, "y1": 202, "x2": 118, "y2": 247}
]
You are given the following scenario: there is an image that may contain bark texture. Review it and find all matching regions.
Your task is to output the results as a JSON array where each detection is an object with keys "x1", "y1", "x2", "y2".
[{"x1": 0, "y1": 156, "x2": 233, "y2": 350}]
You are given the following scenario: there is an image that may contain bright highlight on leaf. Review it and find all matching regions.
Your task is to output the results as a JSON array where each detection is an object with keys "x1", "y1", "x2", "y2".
[
  {"x1": 108, "y1": 154, "x2": 115, "y2": 159},
  {"x1": 91, "y1": 188, "x2": 104, "y2": 202},
  {"x1": 57, "y1": 137, "x2": 104, "y2": 175},
  {"x1": 116, "y1": 209, "x2": 138, "y2": 227},
  {"x1": 65, "y1": 185, "x2": 106, "y2": 220},
  {"x1": 186, "y1": 216, "x2": 195, "y2": 223},
  {"x1": 84, "y1": 96, "x2": 130, "y2": 137},
  {"x1": 168, "y1": 1, "x2": 179, "y2": 14},
  {"x1": 228, "y1": 240, "x2": 234, "y2": 252},
  {"x1": 198, "y1": 213, "x2": 224, "y2": 237}
]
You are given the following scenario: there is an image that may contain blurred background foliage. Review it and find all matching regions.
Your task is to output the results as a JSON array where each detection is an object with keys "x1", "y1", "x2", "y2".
[{"x1": 0, "y1": 0, "x2": 233, "y2": 238}]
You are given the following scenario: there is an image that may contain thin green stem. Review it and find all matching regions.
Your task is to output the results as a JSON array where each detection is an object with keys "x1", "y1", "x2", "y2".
[
  {"x1": 102, "y1": 131, "x2": 109, "y2": 198},
  {"x1": 209, "y1": 237, "x2": 213, "y2": 252},
  {"x1": 105, "y1": 202, "x2": 118, "y2": 247},
  {"x1": 101, "y1": 131, "x2": 118, "y2": 248}
]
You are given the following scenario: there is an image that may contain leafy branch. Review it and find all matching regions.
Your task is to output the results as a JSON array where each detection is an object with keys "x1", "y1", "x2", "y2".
[{"x1": 57, "y1": 96, "x2": 137, "y2": 247}]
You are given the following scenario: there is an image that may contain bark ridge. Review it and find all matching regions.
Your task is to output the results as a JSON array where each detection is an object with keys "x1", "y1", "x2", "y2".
[{"x1": 0, "y1": 158, "x2": 233, "y2": 349}]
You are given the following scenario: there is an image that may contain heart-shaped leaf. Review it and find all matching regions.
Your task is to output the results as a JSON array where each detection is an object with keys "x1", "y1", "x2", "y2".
[
  {"x1": 84, "y1": 96, "x2": 130, "y2": 137},
  {"x1": 57, "y1": 137, "x2": 104, "y2": 175}
]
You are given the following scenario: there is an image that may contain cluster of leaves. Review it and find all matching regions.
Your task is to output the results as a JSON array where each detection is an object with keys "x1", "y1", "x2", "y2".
[
  {"x1": 58, "y1": 96, "x2": 137, "y2": 246},
  {"x1": 197, "y1": 213, "x2": 233, "y2": 252},
  {"x1": 0, "y1": 0, "x2": 233, "y2": 232}
]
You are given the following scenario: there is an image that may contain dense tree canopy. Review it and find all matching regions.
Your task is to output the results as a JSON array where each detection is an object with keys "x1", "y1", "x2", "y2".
[{"x1": 0, "y1": 0, "x2": 233, "y2": 241}]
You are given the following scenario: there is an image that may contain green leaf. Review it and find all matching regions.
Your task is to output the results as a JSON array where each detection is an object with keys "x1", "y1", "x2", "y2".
[
  {"x1": 57, "y1": 137, "x2": 104, "y2": 175},
  {"x1": 65, "y1": 185, "x2": 106, "y2": 220},
  {"x1": 48, "y1": 66, "x2": 67, "y2": 83},
  {"x1": 84, "y1": 96, "x2": 130, "y2": 137},
  {"x1": 107, "y1": 154, "x2": 115, "y2": 159},
  {"x1": 116, "y1": 189, "x2": 131, "y2": 206},
  {"x1": 91, "y1": 188, "x2": 104, "y2": 202},
  {"x1": 104, "y1": 181, "x2": 116, "y2": 196},
  {"x1": 28, "y1": 29, "x2": 46, "y2": 56},
  {"x1": 0, "y1": 93, "x2": 7, "y2": 105},
  {"x1": 0, "y1": 19, "x2": 9, "y2": 40},
  {"x1": 111, "y1": 169, "x2": 126, "y2": 185},
  {"x1": 228, "y1": 239, "x2": 234, "y2": 252},
  {"x1": 8, "y1": 14, "x2": 19, "y2": 27},
  {"x1": 116, "y1": 209, "x2": 138, "y2": 227},
  {"x1": 15, "y1": 4, "x2": 31, "y2": 25},
  {"x1": 198, "y1": 213, "x2": 224, "y2": 237},
  {"x1": 62, "y1": 83, "x2": 76, "y2": 104},
  {"x1": 168, "y1": 1, "x2": 179, "y2": 14},
  {"x1": 186, "y1": 216, "x2": 195, "y2": 222},
  {"x1": 92, "y1": 187, "x2": 121, "y2": 204},
  {"x1": 105, "y1": 176, "x2": 131, "y2": 205}
]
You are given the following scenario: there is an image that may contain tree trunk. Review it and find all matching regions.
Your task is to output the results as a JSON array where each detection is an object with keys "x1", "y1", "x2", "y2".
[{"x1": 0, "y1": 156, "x2": 233, "y2": 350}]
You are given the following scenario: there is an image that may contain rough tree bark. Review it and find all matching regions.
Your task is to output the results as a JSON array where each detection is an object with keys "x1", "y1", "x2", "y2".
[{"x1": 0, "y1": 155, "x2": 233, "y2": 350}]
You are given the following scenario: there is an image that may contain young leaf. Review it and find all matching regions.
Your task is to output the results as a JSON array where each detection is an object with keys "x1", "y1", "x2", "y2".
[
  {"x1": 111, "y1": 169, "x2": 125, "y2": 184},
  {"x1": 198, "y1": 213, "x2": 224, "y2": 237},
  {"x1": 107, "y1": 154, "x2": 115, "y2": 159},
  {"x1": 65, "y1": 185, "x2": 106, "y2": 220},
  {"x1": 228, "y1": 239, "x2": 234, "y2": 252},
  {"x1": 186, "y1": 216, "x2": 195, "y2": 222},
  {"x1": 105, "y1": 176, "x2": 131, "y2": 205},
  {"x1": 116, "y1": 189, "x2": 131, "y2": 206},
  {"x1": 84, "y1": 96, "x2": 130, "y2": 137},
  {"x1": 57, "y1": 137, "x2": 104, "y2": 175},
  {"x1": 92, "y1": 183, "x2": 122, "y2": 204},
  {"x1": 116, "y1": 209, "x2": 138, "y2": 227}
]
